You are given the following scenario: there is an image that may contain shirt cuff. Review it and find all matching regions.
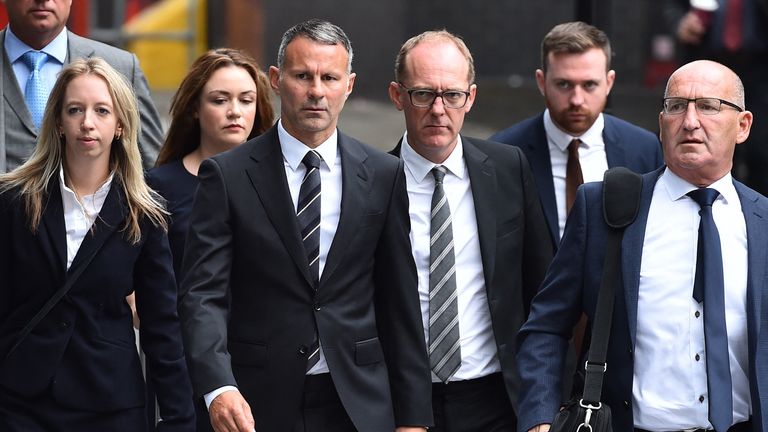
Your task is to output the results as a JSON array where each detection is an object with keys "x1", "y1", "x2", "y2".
[{"x1": 204, "y1": 385, "x2": 239, "y2": 410}]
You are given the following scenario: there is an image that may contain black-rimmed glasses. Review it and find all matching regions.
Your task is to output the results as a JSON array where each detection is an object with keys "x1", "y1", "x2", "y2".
[
  {"x1": 398, "y1": 83, "x2": 471, "y2": 109},
  {"x1": 662, "y1": 97, "x2": 744, "y2": 115}
]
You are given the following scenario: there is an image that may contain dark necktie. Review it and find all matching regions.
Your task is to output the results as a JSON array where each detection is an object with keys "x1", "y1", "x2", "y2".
[
  {"x1": 428, "y1": 166, "x2": 461, "y2": 382},
  {"x1": 20, "y1": 50, "x2": 50, "y2": 129},
  {"x1": 688, "y1": 188, "x2": 733, "y2": 432},
  {"x1": 566, "y1": 139, "x2": 584, "y2": 213},
  {"x1": 723, "y1": 0, "x2": 743, "y2": 52},
  {"x1": 298, "y1": 150, "x2": 322, "y2": 371}
]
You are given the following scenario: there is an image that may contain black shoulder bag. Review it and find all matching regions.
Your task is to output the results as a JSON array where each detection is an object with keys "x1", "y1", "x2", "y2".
[{"x1": 550, "y1": 167, "x2": 643, "y2": 432}]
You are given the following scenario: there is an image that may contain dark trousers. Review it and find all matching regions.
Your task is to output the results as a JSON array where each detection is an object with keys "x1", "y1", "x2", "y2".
[
  {"x1": 0, "y1": 386, "x2": 148, "y2": 432},
  {"x1": 292, "y1": 373, "x2": 356, "y2": 432},
  {"x1": 431, "y1": 372, "x2": 516, "y2": 432}
]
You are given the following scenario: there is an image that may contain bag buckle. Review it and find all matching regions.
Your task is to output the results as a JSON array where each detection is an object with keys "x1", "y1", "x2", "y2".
[
  {"x1": 584, "y1": 360, "x2": 607, "y2": 373},
  {"x1": 577, "y1": 399, "x2": 602, "y2": 432}
]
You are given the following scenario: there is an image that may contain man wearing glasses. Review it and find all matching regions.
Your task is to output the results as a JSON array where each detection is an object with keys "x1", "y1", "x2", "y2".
[
  {"x1": 491, "y1": 21, "x2": 663, "y2": 251},
  {"x1": 517, "y1": 60, "x2": 767, "y2": 432},
  {"x1": 388, "y1": 30, "x2": 553, "y2": 431}
]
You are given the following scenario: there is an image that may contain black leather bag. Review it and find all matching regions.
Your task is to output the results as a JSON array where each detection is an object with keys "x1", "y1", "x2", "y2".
[{"x1": 549, "y1": 167, "x2": 642, "y2": 432}]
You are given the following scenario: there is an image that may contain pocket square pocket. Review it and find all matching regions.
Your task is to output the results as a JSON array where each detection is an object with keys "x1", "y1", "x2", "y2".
[{"x1": 354, "y1": 337, "x2": 383, "y2": 365}]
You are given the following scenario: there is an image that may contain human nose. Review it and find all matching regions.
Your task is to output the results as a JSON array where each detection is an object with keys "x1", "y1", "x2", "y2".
[
  {"x1": 228, "y1": 102, "x2": 243, "y2": 118},
  {"x1": 430, "y1": 93, "x2": 446, "y2": 114},
  {"x1": 682, "y1": 101, "x2": 701, "y2": 130},
  {"x1": 569, "y1": 86, "x2": 585, "y2": 106},
  {"x1": 307, "y1": 77, "x2": 325, "y2": 100},
  {"x1": 81, "y1": 110, "x2": 95, "y2": 130}
]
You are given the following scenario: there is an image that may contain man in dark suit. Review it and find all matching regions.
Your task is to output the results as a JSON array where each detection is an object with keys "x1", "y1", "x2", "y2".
[
  {"x1": 179, "y1": 19, "x2": 432, "y2": 432},
  {"x1": 388, "y1": 30, "x2": 553, "y2": 431},
  {"x1": 517, "y1": 60, "x2": 767, "y2": 432},
  {"x1": 0, "y1": 0, "x2": 163, "y2": 170},
  {"x1": 491, "y1": 21, "x2": 662, "y2": 250}
]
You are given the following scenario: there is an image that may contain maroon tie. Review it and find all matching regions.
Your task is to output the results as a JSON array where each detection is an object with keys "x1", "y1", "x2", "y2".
[
  {"x1": 723, "y1": 0, "x2": 743, "y2": 52},
  {"x1": 566, "y1": 139, "x2": 584, "y2": 213}
]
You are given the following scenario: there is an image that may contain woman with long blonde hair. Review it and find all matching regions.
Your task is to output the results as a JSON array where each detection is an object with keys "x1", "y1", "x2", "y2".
[{"x1": 0, "y1": 57, "x2": 194, "y2": 431}]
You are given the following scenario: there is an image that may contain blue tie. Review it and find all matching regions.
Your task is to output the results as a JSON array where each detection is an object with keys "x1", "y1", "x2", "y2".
[
  {"x1": 20, "y1": 50, "x2": 50, "y2": 129},
  {"x1": 687, "y1": 188, "x2": 733, "y2": 432}
]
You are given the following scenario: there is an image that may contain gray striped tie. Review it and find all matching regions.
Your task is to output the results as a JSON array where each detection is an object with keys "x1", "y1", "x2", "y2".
[
  {"x1": 428, "y1": 166, "x2": 461, "y2": 382},
  {"x1": 298, "y1": 150, "x2": 322, "y2": 371}
]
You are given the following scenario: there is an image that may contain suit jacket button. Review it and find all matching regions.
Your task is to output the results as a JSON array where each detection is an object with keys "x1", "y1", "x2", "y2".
[
  {"x1": 60, "y1": 321, "x2": 69, "y2": 328},
  {"x1": 314, "y1": 304, "x2": 322, "y2": 311},
  {"x1": 298, "y1": 346, "x2": 308, "y2": 355},
  {"x1": 623, "y1": 400, "x2": 630, "y2": 409}
]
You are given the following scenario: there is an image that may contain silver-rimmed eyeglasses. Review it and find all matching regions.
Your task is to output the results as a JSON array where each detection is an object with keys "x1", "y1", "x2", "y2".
[
  {"x1": 662, "y1": 97, "x2": 744, "y2": 115},
  {"x1": 398, "y1": 83, "x2": 471, "y2": 109}
]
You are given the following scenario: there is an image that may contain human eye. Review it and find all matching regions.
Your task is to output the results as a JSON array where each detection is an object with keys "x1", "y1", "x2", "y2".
[
  {"x1": 240, "y1": 97, "x2": 255, "y2": 105},
  {"x1": 443, "y1": 91, "x2": 464, "y2": 102},
  {"x1": 555, "y1": 81, "x2": 572, "y2": 90},
  {"x1": 322, "y1": 74, "x2": 338, "y2": 81},
  {"x1": 696, "y1": 98, "x2": 720, "y2": 114},
  {"x1": 411, "y1": 89, "x2": 434, "y2": 100},
  {"x1": 66, "y1": 106, "x2": 83, "y2": 115},
  {"x1": 96, "y1": 106, "x2": 111, "y2": 115},
  {"x1": 295, "y1": 73, "x2": 308, "y2": 80},
  {"x1": 665, "y1": 99, "x2": 687, "y2": 113},
  {"x1": 582, "y1": 81, "x2": 598, "y2": 91}
]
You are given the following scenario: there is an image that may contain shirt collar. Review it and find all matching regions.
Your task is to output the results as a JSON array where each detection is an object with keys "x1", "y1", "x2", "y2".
[
  {"x1": 543, "y1": 109, "x2": 605, "y2": 152},
  {"x1": 277, "y1": 119, "x2": 338, "y2": 173},
  {"x1": 5, "y1": 25, "x2": 68, "y2": 65},
  {"x1": 401, "y1": 131, "x2": 466, "y2": 183},
  {"x1": 660, "y1": 167, "x2": 738, "y2": 205}
]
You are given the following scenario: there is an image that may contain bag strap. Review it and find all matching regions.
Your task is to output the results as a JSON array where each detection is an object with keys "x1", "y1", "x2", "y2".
[
  {"x1": 5, "y1": 245, "x2": 100, "y2": 360},
  {"x1": 581, "y1": 167, "x2": 642, "y2": 404}
]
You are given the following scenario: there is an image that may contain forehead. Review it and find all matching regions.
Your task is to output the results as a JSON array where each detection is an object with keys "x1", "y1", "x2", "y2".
[
  {"x1": 545, "y1": 47, "x2": 608, "y2": 79},
  {"x1": 282, "y1": 36, "x2": 349, "y2": 71},
  {"x1": 666, "y1": 68, "x2": 732, "y2": 99},
  {"x1": 404, "y1": 40, "x2": 470, "y2": 86},
  {"x1": 64, "y1": 74, "x2": 112, "y2": 102},
  {"x1": 203, "y1": 65, "x2": 256, "y2": 90}
]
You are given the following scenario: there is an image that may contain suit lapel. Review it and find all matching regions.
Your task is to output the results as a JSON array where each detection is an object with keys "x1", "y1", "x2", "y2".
[
  {"x1": 245, "y1": 128, "x2": 315, "y2": 287},
  {"x1": 621, "y1": 167, "x2": 662, "y2": 347},
  {"x1": 321, "y1": 134, "x2": 370, "y2": 285},
  {"x1": 66, "y1": 31, "x2": 94, "y2": 64},
  {"x1": 1, "y1": 30, "x2": 36, "y2": 135},
  {"x1": 736, "y1": 181, "x2": 767, "y2": 354},
  {"x1": 39, "y1": 179, "x2": 67, "y2": 277},
  {"x1": 463, "y1": 137, "x2": 497, "y2": 290},
  {"x1": 528, "y1": 116, "x2": 559, "y2": 245},
  {"x1": 66, "y1": 180, "x2": 126, "y2": 276},
  {"x1": 603, "y1": 116, "x2": 627, "y2": 168}
]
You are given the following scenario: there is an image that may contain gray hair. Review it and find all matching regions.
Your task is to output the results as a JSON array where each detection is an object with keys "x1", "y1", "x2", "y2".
[{"x1": 276, "y1": 19, "x2": 353, "y2": 73}]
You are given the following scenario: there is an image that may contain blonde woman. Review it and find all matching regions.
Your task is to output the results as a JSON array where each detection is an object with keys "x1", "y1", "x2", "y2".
[{"x1": 0, "y1": 57, "x2": 194, "y2": 431}]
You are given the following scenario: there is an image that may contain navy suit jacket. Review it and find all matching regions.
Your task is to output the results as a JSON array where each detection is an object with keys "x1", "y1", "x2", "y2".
[
  {"x1": 392, "y1": 136, "x2": 553, "y2": 411},
  {"x1": 490, "y1": 113, "x2": 663, "y2": 249},
  {"x1": 179, "y1": 125, "x2": 433, "y2": 431},
  {"x1": 0, "y1": 177, "x2": 194, "y2": 430},
  {"x1": 516, "y1": 167, "x2": 768, "y2": 432}
]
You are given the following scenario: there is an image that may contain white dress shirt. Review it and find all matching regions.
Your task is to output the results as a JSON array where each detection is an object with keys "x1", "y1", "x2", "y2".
[
  {"x1": 5, "y1": 26, "x2": 67, "y2": 100},
  {"x1": 401, "y1": 132, "x2": 501, "y2": 383},
  {"x1": 633, "y1": 168, "x2": 750, "y2": 430},
  {"x1": 58, "y1": 167, "x2": 113, "y2": 270},
  {"x1": 543, "y1": 110, "x2": 609, "y2": 238},
  {"x1": 205, "y1": 120, "x2": 343, "y2": 409}
]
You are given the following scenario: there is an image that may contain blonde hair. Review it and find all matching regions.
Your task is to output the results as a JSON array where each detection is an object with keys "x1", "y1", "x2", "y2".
[{"x1": 0, "y1": 57, "x2": 167, "y2": 243}]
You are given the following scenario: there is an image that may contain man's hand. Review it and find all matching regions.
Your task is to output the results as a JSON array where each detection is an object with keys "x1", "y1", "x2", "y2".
[
  {"x1": 528, "y1": 424, "x2": 551, "y2": 432},
  {"x1": 396, "y1": 428, "x2": 428, "y2": 432},
  {"x1": 209, "y1": 390, "x2": 255, "y2": 432},
  {"x1": 677, "y1": 11, "x2": 707, "y2": 45}
]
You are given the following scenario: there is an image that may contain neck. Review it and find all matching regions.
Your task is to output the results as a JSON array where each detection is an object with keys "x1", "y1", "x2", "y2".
[
  {"x1": 64, "y1": 158, "x2": 110, "y2": 198},
  {"x1": 182, "y1": 143, "x2": 227, "y2": 176},
  {"x1": 11, "y1": 25, "x2": 61, "y2": 51}
]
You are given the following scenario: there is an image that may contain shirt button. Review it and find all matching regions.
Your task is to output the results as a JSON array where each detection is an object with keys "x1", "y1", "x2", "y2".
[
  {"x1": 695, "y1": 311, "x2": 701, "y2": 318},
  {"x1": 699, "y1": 395, "x2": 705, "y2": 403},
  {"x1": 695, "y1": 353, "x2": 700, "y2": 361}
]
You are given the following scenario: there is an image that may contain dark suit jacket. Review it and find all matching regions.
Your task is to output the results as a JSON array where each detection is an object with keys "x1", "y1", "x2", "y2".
[
  {"x1": 0, "y1": 29, "x2": 163, "y2": 171},
  {"x1": 490, "y1": 113, "x2": 663, "y2": 249},
  {"x1": 392, "y1": 136, "x2": 553, "y2": 412},
  {"x1": 179, "y1": 126, "x2": 433, "y2": 431},
  {"x1": 0, "y1": 178, "x2": 194, "y2": 430},
  {"x1": 516, "y1": 167, "x2": 768, "y2": 432}
]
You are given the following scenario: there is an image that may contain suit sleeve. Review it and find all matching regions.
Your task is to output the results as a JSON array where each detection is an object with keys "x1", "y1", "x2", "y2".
[
  {"x1": 518, "y1": 149, "x2": 554, "y2": 313},
  {"x1": 373, "y1": 159, "x2": 433, "y2": 427},
  {"x1": 134, "y1": 222, "x2": 195, "y2": 431},
  {"x1": 516, "y1": 185, "x2": 591, "y2": 431},
  {"x1": 178, "y1": 158, "x2": 238, "y2": 397},
  {"x1": 129, "y1": 53, "x2": 163, "y2": 169}
]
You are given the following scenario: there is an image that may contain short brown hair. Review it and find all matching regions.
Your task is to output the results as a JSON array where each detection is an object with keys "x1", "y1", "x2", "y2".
[
  {"x1": 155, "y1": 48, "x2": 275, "y2": 166},
  {"x1": 541, "y1": 21, "x2": 612, "y2": 73},
  {"x1": 394, "y1": 30, "x2": 475, "y2": 85}
]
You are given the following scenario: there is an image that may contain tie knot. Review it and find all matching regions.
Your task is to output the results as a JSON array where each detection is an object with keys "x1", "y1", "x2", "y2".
[
  {"x1": 302, "y1": 150, "x2": 322, "y2": 170},
  {"x1": 20, "y1": 50, "x2": 48, "y2": 71},
  {"x1": 568, "y1": 138, "x2": 581, "y2": 154},
  {"x1": 687, "y1": 187, "x2": 720, "y2": 208},
  {"x1": 431, "y1": 166, "x2": 447, "y2": 184}
]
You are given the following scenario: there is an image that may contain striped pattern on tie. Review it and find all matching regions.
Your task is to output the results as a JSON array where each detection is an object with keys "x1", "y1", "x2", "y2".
[
  {"x1": 428, "y1": 166, "x2": 461, "y2": 382},
  {"x1": 298, "y1": 150, "x2": 322, "y2": 371}
]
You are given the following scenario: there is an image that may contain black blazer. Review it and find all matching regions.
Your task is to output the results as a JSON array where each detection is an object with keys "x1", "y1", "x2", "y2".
[
  {"x1": 179, "y1": 125, "x2": 433, "y2": 431},
  {"x1": 392, "y1": 136, "x2": 553, "y2": 411},
  {"x1": 0, "y1": 178, "x2": 194, "y2": 430}
]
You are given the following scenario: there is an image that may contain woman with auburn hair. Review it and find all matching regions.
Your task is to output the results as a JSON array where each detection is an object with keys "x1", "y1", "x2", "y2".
[
  {"x1": 148, "y1": 47, "x2": 274, "y2": 277},
  {"x1": 146, "y1": 47, "x2": 274, "y2": 431},
  {"x1": 0, "y1": 57, "x2": 194, "y2": 431}
]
